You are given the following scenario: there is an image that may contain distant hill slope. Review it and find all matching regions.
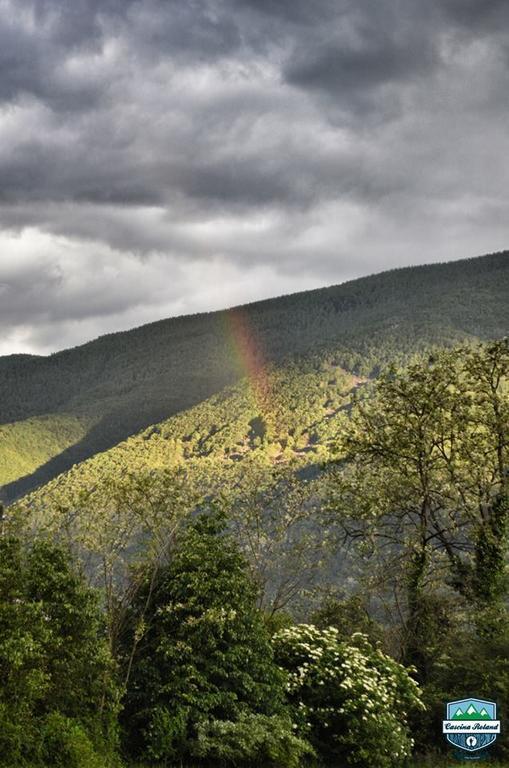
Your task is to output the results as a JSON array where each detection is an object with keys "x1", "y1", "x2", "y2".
[
  {"x1": 0, "y1": 414, "x2": 88, "y2": 486},
  {"x1": 2, "y1": 250, "x2": 509, "y2": 501},
  {"x1": 19, "y1": 357, "x2": 355, "y2": 529},
  {"x1": 18, "y1": 358, "x2": 362, "y2": 614}
]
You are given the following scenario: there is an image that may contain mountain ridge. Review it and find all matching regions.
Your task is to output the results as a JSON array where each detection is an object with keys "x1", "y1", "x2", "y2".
[
  {"x1": 3, "y1": 251, "x2": 505, "y2": 363},
  {"x1": 2, "y1": 250, "x2": 509, "y2": 502}
]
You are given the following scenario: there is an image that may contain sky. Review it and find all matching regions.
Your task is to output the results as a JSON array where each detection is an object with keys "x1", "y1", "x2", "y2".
[{"x1": 1, "y1": 0, "x2": 508, "y2": 356}]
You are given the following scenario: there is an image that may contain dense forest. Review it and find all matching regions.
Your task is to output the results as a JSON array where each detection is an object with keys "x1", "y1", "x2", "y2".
[
  {"x1": 4, "y1": 339, "x2": 509, "y2": 767},
  {"x1": 2, "y1": 251, "x2": 509, "y2": 501}
]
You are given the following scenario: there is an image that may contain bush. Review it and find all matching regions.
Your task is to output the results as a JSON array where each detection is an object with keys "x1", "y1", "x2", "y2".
[
  {"x1": 39, "y1": 713, "x2": 107, "y2": 768},
  {"x1": 274, "y1": 625, "x2": 423, "y2": 768},
  {"x1": 194, "y1": 713, "x2": 313, "y2": 768}
]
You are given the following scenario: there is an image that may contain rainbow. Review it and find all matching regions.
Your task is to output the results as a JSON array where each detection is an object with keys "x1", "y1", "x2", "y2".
[{"x1": 223, "y1": 308, "x2": 274, "y2": 421}]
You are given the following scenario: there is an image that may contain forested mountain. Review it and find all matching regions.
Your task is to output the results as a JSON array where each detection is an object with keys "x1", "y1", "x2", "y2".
[
  {"x1": 21, "y1": 356, "x2": 355, "y2": 513},
  {"x1": 2, "y1": 250, "x2": 509, "y2": 501},
  {"x1": 18, "y1": 354, "x2": 358, "y2": 619}
]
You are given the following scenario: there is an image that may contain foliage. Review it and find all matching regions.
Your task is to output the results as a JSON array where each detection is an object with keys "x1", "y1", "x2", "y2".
[
  {"x1": 405, "y1": 593, "x2": 509, "y2": 760},
  {"x1": 274, "y1": 624, "x2": 423, "y2": 768},
  {"x1": 38, "y1": 712, "x2": 109, "y2": 768},
  {"x1": 48, "y1": 468, "x2": 200, "y2": 655},
  {"x1": 120, "y1": 511, "x2": 301, "y2": 766},
  {"x1": 194, "y1": 712, "x2": 314, "y2": 768},
  {"x1": 0, "y1": 534, "x2": 119, "y2": 767},
  {"x1": 331, "y1": 341, "x2": 509, "y2": 674},
  {"x1": 311, "y1": 594, "x2": 384, "y2": 645},
  {"x1": 225, "y1": 464, "x2": 334, "y2": 614}
]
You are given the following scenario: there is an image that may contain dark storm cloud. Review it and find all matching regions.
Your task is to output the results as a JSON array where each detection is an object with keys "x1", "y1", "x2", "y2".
[
  {"x1": 284, "y1": 2, "x2": 439, "y2": 98},
  {"x1": 0, "y1": 0, "x2": 508, "y2": 355},
  {"x1": 0, "y1": 1, "x2": 108, "y2": 110},
  {"x1": 439, "y1": 0, "x2": 509, "y2": 28}
]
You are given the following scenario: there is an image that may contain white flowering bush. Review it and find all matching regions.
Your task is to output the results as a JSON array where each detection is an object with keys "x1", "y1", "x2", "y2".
[
  {"x1": 273, "y1": 625, "x2": 424, "y2": 768},
  {"x1": 194, "y1": 713, "x2": 314, "y2": 767}
]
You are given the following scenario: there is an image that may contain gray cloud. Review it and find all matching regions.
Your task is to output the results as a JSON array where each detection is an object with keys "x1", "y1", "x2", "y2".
[
  {"x1": 0, "y1": 0, "x2": 508, "y2": 355},
  {"x1": 439, "y1": 0, "x2": 509, "y2": 28},
  {"x1": 284, "y1": 3, "x2": 439, "y2": 99}
]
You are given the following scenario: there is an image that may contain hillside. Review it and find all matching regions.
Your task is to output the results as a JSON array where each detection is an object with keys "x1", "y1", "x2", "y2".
[
  {"x1": 2, "y1": 251, "x2": 509, "y2": 502},
  {"x1": 18, "y1": 356, "x2": 359, "y2": 611},
  {"x1": 0, "y1": 414, "x2": 88, "y2": 486},
  {"x1": 21, "y1": 356, "x2": 356, "y2": 517}
]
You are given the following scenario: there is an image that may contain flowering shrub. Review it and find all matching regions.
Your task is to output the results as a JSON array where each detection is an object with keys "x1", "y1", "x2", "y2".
[
  {"x1": 194, "y1": 713, "x2": 314, "y2": 768},
  {"x1": 273, "y1": 625, "x2": 424, "y2": 768}
]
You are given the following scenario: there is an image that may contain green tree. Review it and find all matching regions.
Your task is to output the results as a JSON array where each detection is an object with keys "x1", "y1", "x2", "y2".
[
  {"x1": 0, "y1": 534, "x2": 119, "y2": 767},
  {"x1": 225, "y1": 463, "x2": 330, "y2": 615},
  {"x1": 121, "y1": 511, "x2": 308, "y2": 767},
  {"x1": 29, "y1": 467, "x2": 201, "y2": 659},
  {"x1": 311, "y1": 593, "x2": 384, "y2": 645},
  {"x1": 332, "y1": 342, "x2": 509, "y2": 676},
  {"x1": 462, "y1": 342, "x2": 509, "y2": 635}
]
